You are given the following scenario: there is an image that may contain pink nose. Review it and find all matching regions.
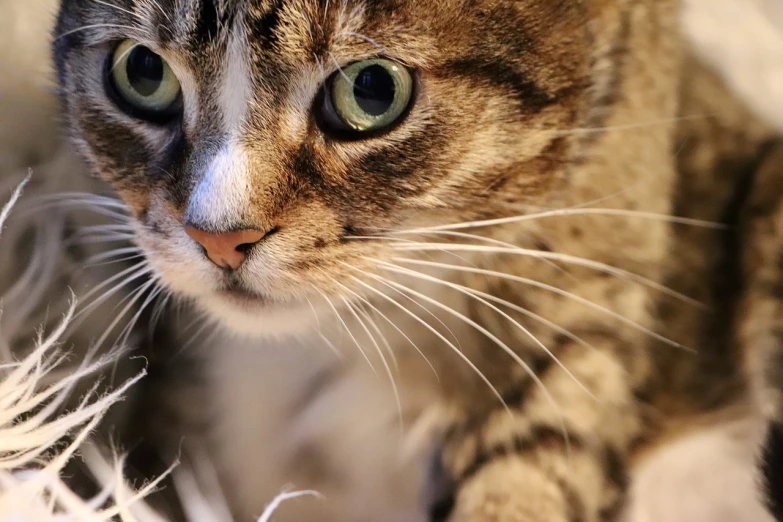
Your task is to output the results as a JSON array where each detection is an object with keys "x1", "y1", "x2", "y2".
[{"x1": 185, "y1": 226, "x2": 266, "y2": 270}]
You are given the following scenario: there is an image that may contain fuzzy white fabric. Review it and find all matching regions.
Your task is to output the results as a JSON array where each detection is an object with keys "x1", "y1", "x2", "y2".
[
  {"x1": 0, "y1": 182, "x2": 166, "y2": 521},
  {"x1": 0, "y1": 182, "x2": 315, "y2": 521},
  {"x1": 0, "y1": 0, "x2": 781, "y2": 520}
]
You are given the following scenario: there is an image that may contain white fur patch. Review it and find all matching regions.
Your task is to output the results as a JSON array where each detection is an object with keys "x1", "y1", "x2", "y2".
[
  {"x1": 221, "y1": 20, "x2": 252, "y2": 136},
  {"x1": 185, "y1": 19, "x2": 253, "y2": 230},
  {"x1": 185, "y1": 145, "x2": 252, "y2": 229}
]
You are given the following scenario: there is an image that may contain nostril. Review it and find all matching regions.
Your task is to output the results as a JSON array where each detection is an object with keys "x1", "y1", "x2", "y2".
[
  {"x1": 184, "y1": 225, "x2": 280, "y2": 270},
  {"x1": 235, "y1": 226, "x2": 280, "y2": 254},
  {"x1": 235, "y1": 242, "x2": 255, "y2": 254},
  {"x1": 263, "y1": 225, "x2": 281, "y2": 240}
]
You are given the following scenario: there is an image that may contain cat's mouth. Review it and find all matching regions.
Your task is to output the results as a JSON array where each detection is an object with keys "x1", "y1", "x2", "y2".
[{"x1": 199, "y1": 278, "x2": 317, "y2": 337}]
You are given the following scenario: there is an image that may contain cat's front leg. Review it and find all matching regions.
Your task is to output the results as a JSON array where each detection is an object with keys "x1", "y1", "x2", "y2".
[
  {"x1": 443, "y1": 456, "x2": 584, "y2": 522},
  {"x1": 431, "y1": 334, "x2": 645, "y2": 522}
]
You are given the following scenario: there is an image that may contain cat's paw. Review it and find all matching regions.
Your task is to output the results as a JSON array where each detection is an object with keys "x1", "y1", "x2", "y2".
[{"x1": 432, "y1": 456, "x2": 572, "y2": 522}]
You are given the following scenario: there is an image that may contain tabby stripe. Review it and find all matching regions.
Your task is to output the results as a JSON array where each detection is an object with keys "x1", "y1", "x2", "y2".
[
  {"x1": 195, "y1": 0, "x2": 220, "y2": 42},
  {"x1": 455, "y1": 433, "x2": 628, "y2": 522},
  {"x1": 500, "y1": 349, "x2": 563, "y2": 406},
  {"x1": 599, "y1": 498, "x2": 626, "y2": 522},
  {"x1": 292, "y1": 118, "x2": 448, "y2": 210},
  {"x1": 442, "y1": 346, "x2": 569, "y2": 449},
  {"x1": 602, "y1": 444, "x2": 629, "y2": 491},
  {"x1": 254, "y1": 0, "x2": 285, "y2": 48},
  {"x1": 557, "y1": 477, "x2": 588, "y2": 522},
  {"x1": 455, "y1": 424, "x2": 585, "y2": 485},
  {"x1": 577, "y1": 8, "x2": 631, "y2": 151},
  {"x1": 763, "y1": 422, "x2": 783, "y2": 522},
  {"x1": 441, "y1": 57, "x2": 555, "y2": 115}
]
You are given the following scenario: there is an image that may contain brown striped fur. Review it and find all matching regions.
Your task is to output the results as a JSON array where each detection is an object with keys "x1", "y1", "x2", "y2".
[{"x1": 52, "y1": 1, "x2": 781, "y2": 520}]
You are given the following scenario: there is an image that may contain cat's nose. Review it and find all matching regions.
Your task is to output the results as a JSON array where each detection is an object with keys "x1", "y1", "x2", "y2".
[{"x1": 184, "y1": 226, "x2": 267, "y2": 270}]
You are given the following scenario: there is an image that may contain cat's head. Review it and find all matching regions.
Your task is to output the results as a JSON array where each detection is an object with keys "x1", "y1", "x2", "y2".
[{"x1": 52, "y1": 0, "x2": 630, "y2": 337}]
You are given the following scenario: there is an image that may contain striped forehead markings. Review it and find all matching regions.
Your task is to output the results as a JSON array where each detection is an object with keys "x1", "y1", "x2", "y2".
[
  {"x1": 195, "y1": 0, "x2": 220, "y2": 41},
  {"x1": 249, "y1": 0, "x2": 286, "y2": 48},
  {"x1": 220, "y1": 15, "x2": 253, "y2": 134}
]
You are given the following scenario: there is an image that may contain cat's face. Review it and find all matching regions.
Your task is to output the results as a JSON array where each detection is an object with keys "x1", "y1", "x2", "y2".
[{"x1": 54, "y1": 0, "x2": 598, "y2": 336}]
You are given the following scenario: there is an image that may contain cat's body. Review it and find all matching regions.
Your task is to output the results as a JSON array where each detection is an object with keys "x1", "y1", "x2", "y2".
[{"x1": 51, "y1": 0, "x2": 781, "y2": 520}]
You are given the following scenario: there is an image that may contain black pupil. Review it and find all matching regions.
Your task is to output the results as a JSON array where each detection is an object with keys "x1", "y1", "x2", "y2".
[
  {"x1": 126, "y1": 46, "x2": 164, "y2": 97},
  {"x1": 353, "y1": 65, "x2": 396, "y2": 116}
]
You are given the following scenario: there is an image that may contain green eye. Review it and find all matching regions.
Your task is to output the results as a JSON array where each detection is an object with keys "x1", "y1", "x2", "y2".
[
  {"x1": 109, "y1": 40, "x2": 182, "y2": 120},
  {"x1": 322, "y1": 58, "x2": 414, "y2": 135}
]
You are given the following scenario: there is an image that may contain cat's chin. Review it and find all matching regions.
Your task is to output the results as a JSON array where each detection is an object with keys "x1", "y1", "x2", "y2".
[{"x1": 195, "y1": 290, "x2": 318, "y2": 338}]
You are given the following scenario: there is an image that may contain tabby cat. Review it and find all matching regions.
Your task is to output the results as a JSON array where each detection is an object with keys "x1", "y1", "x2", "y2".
[{"x1": 52, "y1": 0, "x2": 782, "y2": 520}]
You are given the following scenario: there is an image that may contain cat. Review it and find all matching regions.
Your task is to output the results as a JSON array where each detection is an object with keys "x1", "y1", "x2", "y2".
[
  {"x1": 52, "y1": 0, "x2": 782, "y2": 520},
  {"x1": 681, "y1": 0, "x2": 783, "y2": 516},
  {"x1": 740, "y1": 145, "x2": 783, "y2": 521}
]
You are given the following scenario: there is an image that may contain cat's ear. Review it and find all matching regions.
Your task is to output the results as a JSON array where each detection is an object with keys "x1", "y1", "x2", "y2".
[{"x1": 762, "y1": 421, "x2": 783, "y2": 522}]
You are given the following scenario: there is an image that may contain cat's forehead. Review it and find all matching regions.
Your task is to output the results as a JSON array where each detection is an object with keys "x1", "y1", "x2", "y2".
[
  {"x1": 77, "y1": 0, "x2": 438, "y2": 51},
  {"x1": 59, "y1": 0, "x2": 592, "y2": 87},
  {"x1": 62, "y1": 0, "x2": 581, "y2": 62}
]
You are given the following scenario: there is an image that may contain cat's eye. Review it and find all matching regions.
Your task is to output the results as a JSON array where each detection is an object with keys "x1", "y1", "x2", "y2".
[
  {"x1": 107, "y1": 40, "x2": 182, "y2": 122},
  {"x1": 319, "y1": 58, "x2": 414, "y2": 136}
]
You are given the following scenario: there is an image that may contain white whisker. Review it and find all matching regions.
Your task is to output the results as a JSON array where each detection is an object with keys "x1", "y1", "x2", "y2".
[
  {"x1": 341, "y1": 295, "x2": 403, "y2": 428},
  {"x1": 354, "y1": 301, "x2": 398, "y2": 371},
  {"x1": 77, "y1": 224, "x2": 135, "y2": 234},
  {"x1": 366, "y1": 261, "x2": 570, "y2": 434},
  {"x1": 257, "y1": 491, "x2": 323, "y2": 522},
  {"x1": 382, "y1": 258, "x2": 691, "y2": 352},
  {"x1": 87, "y1": 247, "x2": 143, "y2": 266},
  {"x1": 149, "y1": 290, "x2": 173, "y2": 337},
  {"x1": 343, "y1": 259, "x2": 464, "y2": 350},
  {"x1": 352, "y1": 231, "x2": 572, "y2": 280},
  {"x1": 36, "y1": 192, "x2": 130, "y2": 211},
  {"x1": 89, "y1": 253, "x2": 146, "y2": 268},
  {"x1": 93, "y1": 277, "x2": 160, "y2": 353},
  {"x1": 339, "y1": 277, "x2": 438, "y2": 379},
  {"x1": 373, "y1": 260, "x2": 594, "y2": 398},
  {"x1": 67, "y1": 233, "x2": 136, "y2": 247},
  {"x1": 74, "y1": 262, "x2": 152, "y2": 323},
  {"x1": 395, "y1": 207, "x2": 724, "y2": 234},
  {"x1": 109, "y1": 41, "x2": 141, "y2": 75},
  {"x1": 318, "y1": 333, "x2": 345, "y2": 360},
  {"x1": 146, "y1": 0, "x2": 172, "y2": 23},
  {"x1": 175, "y1": 312, "x2": 218, "y2": 359},
  {"x1": 54, "y1": 23, "x2": 143, "y2": 40},
  {"x1": 391, "y1": 245, "x2": 701, "y2": 306},
  {"x1": 91, "y1": 0, "x2": 145, "y2": 23},
  {"x1": 329, "y1": 52, "x2": 354, "y2": 85},
  {"x1": 458, "y1": 286, "x2": 618, "y2": 373},
  {"x1": 342, "y1": 268, "x2": 508, "y2": 414},
  {"x1": 546, "y1": 114, "x2": 712, "y2": 137},
  {"x1": 312, "y1": 285, "x2": 378, "y2": 376},
  {"x1": 117, "y1": 283, "x2": 165, "y2": 349},
  {"x1": 337, "y1": 31, "x2": 387, "y2": 53}
]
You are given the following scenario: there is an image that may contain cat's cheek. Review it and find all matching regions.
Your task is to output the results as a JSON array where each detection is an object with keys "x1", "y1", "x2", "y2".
[{"x1": 133, "y1": 230, "x2": 220, "y2": 296}]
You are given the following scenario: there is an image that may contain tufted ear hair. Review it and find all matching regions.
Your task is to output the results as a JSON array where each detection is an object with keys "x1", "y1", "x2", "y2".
[{"x1": 762, "y1": 421, "x2": 783, "y2": 521}]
